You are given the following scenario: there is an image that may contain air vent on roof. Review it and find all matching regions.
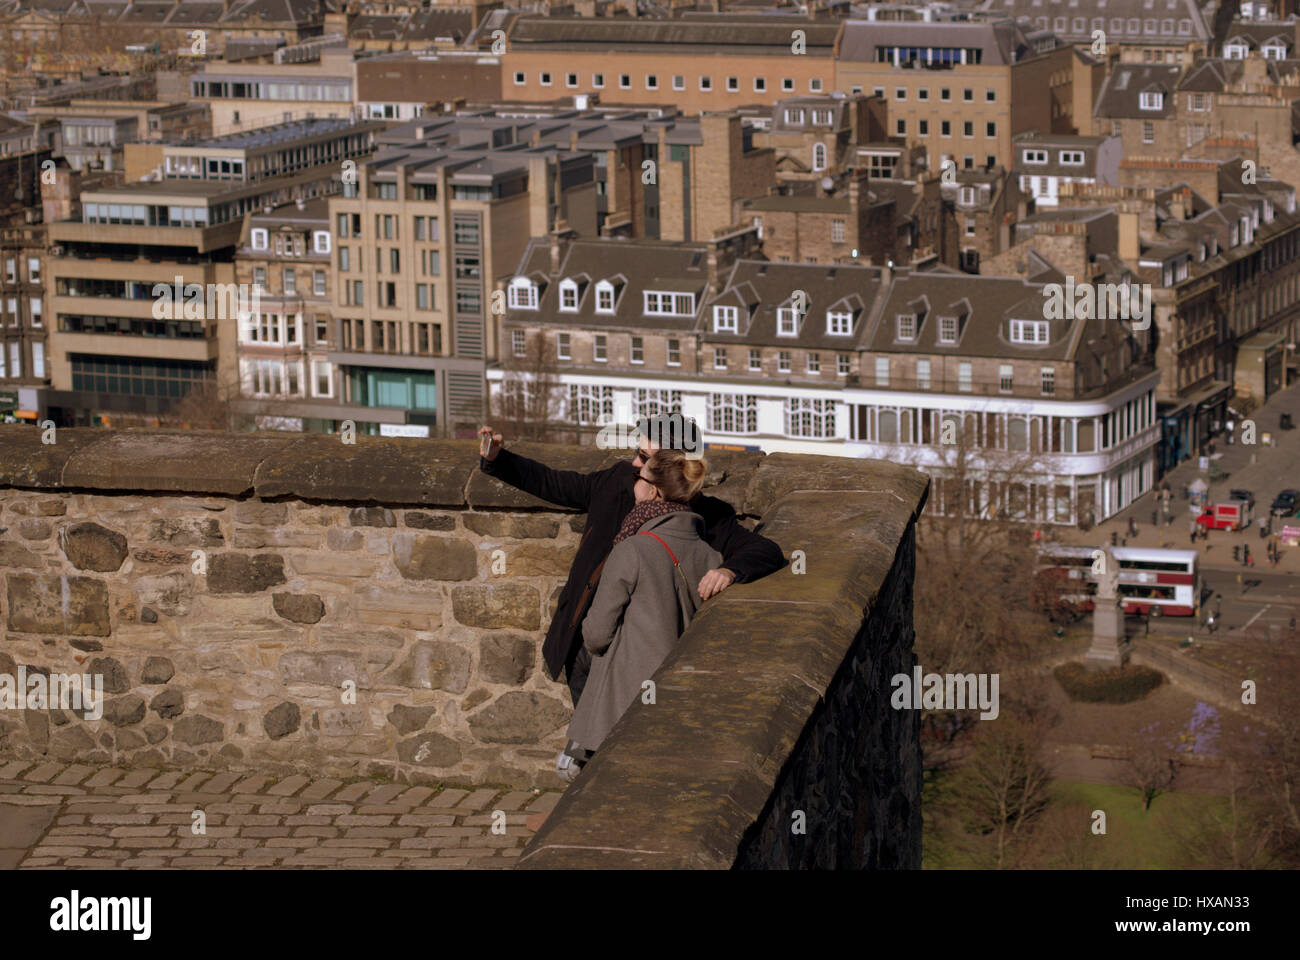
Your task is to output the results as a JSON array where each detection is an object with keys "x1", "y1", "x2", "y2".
[
  {"x1": 757, "y1": 264, "x2": 767, "y2": 275},
  {"x1": 689, "y1": 252, "x2": 703, "y2": 268}
]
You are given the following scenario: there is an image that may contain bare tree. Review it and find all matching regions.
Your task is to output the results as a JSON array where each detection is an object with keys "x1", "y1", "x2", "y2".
[
  {"x1": 161, "y1": 370, "x2": 268, "y2": 432},
  {"x1": 1021, "y1": 802, "x2": 1115, "y2": 869},
  {"x1": 1125, "y1": 728, "x2": 1176, "y2": 812},
  {"x1": 491, "y1": 330, "x2": 569, "y2": 443},
  {"x1": 945, "y1": 712, "x2": 1055, "y2": 869}
]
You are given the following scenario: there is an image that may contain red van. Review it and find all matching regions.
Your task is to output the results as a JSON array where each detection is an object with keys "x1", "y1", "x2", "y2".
[{"x1": 1196, "y1": 499, "x2": 1252, "y2": 531}]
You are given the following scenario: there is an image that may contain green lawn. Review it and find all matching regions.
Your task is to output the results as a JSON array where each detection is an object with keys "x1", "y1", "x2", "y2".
[{"x1": 923, "y1": 775, "x2": 1224, "y2": 869}]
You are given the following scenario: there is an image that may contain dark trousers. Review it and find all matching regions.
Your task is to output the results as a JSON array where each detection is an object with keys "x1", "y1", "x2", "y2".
[{"x1": 566, "y1": 644, "x2": 593, "y2": 708}]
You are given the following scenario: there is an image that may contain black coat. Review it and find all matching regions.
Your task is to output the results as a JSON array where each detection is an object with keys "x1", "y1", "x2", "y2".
[{"x1": 480, "y1": 448, "x2": 787, "y2": 680}]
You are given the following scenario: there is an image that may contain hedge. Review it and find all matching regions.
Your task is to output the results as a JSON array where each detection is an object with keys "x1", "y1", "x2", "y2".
[{"x1": 1053, "y1": 661, "x2": 1165, "y2": 704}]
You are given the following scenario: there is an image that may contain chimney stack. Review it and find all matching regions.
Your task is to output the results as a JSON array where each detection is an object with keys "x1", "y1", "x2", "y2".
[{"x1": 1118, "y1": 211, "x2": 1140, "y2": 263}]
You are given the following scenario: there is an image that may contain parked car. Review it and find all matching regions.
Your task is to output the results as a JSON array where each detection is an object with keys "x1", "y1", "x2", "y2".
[
  {"x1": 1271, "y1": 489, "x2": 1300, "y2": 516},
  {"x1": 1229, "y1": 489, "x2": 1256, "y2": 510}
]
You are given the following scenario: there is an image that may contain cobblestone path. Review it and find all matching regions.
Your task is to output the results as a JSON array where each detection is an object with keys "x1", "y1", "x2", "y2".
[{"x1": 0, "y1": 759, "x2": 562, "y2": 869}]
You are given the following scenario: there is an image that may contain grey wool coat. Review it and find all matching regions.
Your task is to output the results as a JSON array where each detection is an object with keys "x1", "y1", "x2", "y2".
[{"x1": 566, "y1": 511, "x2": 723, "y2": 752}]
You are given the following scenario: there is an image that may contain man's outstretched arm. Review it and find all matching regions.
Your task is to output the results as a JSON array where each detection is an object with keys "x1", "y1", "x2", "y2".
[{"x1": 477, "y1": 426, "x2": 599, "y2": 513}]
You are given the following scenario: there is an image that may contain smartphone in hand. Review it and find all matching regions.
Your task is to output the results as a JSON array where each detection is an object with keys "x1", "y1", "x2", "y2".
[{"x1": 480, "y1": 432, "x2": 492, "y2": 458}]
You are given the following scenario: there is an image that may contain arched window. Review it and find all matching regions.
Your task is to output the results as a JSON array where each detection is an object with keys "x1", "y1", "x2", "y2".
[
  {"x1": 594, "y1": 280, "x2": 615, "y2": 313},
  {"x1": 508, "y1": 276, "x2": 538, "y2": 309},
  {"x1": 558, "y1": 278, "x2": 579, "y2": 312},
  {"x1": 812, "y1": 142, "x2": 827, "y2": 172}
]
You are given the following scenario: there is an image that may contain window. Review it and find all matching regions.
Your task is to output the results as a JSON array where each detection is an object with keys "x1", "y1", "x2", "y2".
[
  {"x1": 896, "y1": 119, "x2": 907, "y2": 136},
  {"x1": 783, "y1": 78, "x2": 795, "y2": 92},
  {"x1": 999, "y1": 364, "x2": 1014, "y2": 393},
  {"x1": 812, "y1": 143, "x2": 827, "y2": 171},
  {"x1": 254, "y1": 266, "x2": 267, "y2": 289},
  {"x1": 837, "y1": 353, "x2": 850, "y2": 376},
  {"x1": 559, "y1": 279, "x2": 579, "y2": 312},
  {"x1": 812, "y1": 108, "x2": 832, "y2": 125},
  {"x1": 646, "y1": 74, "x2": 658, "y2": 90},
  {"x1": 569, "y1": 385, "x2": 614, "y2": 425},
  {"x1": 986, "y1": 122, "x2": 996, "y2": 138},
  {"x1": 312, "y1": 231, "x2": 330, "y2": 254},
  {"x1": 667, "y1": 339, "x2": 680, "y2": 366},
  {"x1": 726, "y1": 77, "x2": 738, "y2": 92},
  {"x1": 3, "y1": 258, "x2": 13, "y2": 283},
  {"x1": 511, "y1": 329, "x2": 526, "y2": 357},
  {"x1": 939, "y1": 316, "x2": 957, "y2": 343},
  {"x1": 895, "y1": 87, "x2": 906, "y2": 101},
  {"x1": 631, "y1": 337, "x2": 644, "y2": 364},
  {"x1": 416, "y1": 284, "x2": 430, "y2": 310},
  {"x1": 1142, "y1": 121, "x2": 1154, "y2": 144},
  {"x1": 941, "y1": 120, "x2": 951, "y2": 138},
  {"x1": 963, "y1": 121, "x2": 973, "y2": 138},
  {"x1": 1139, "y1": 91, "x2": 1163, "y2": 110},
  {"x1": 708, "y1": 393, "x2": 758, "y2": 434},
  {"x1": 1041, "y1": 366, "x2": 1055, "y2": 395},
  {"x1": 958, "y1": 361, "x2": 972, "y2": 392},
  {"x1": 806, "y1": 352, "x2": 820, "y2": 374},
  {"x1": 1060, "y1": 150, "x2": 1085, "y2": 165},
  {"x1": 963, "y1": 88, "x2": 973, "y2": 102},
  {"x1": 593, "y1": 73, "x2": 605, "y2": 88},
  {"x1": 567, "y1": 73, "x2": 578, "y2": 88},
  {"x1": 784, "y1": 108, "x2": 806, "y2": 124},
  {"x1": 1188, "y1": 93, "x2": 1208, "y2": 112},
  {"x1": 31, "y1": 341, "x2": 43, "y2": 378},
  {"x1": 552, "y1": 332, "x2": 570, "y2": 361},
  {"x1": 30, "y1": 297, "x2": 40, "y2": 327},
  {"x1": 700, "y1": 76, "x2": 712, "y2": 91},
  {"x1": 917, "y1": 88, "x2": 929, "y2": 102},
  {"x1": 714, "y1": 347, "x2": 728, "y2": 370},
  {"x1": 916, "y1": 358, "x2": 931, "y2": 390},
  {"x1": 785, "y1": 398, "x2": 836, "y2": 439},
  {"x1": 986, "y1": 89, "x2": 995, "y2": 103},
  {"x1": 540, "y1": 72, "x2": 552, "y2": 86},
  {"x1": 826, "y1": 310, "x2": 852, "y2": 335},
  {"x1": 673, "y1": 75, "x2": 684, "y2": 91},
  {"x1": 1010, "y1": 318, "x2": 1049, "y2": 343},
  {"x1": 809, "y1": 78, "x2": 822, "y2": 93},
  {"x1": 940, "y1": 87, "x2": 951, "y2": 102},
  {"x1": 313, "y1": 270, "x2": 326, "y2": 297},
  {"x1": 876, "y1": 357, "x2": 890, "y2": 386},
  {"x1": 778, "y1": 351, "x2": 792, "y2": 373},
  {"x1": 896, "y1": 314, "x2": 916, "y2": 341},
  {"x1": 919, "y1": 120, "x2": 929, "y2": 136},
  {"x1": 514, "y1": 71, "x2": 525, "y2": 86},
  {"x1": 644, "y1": 291, "x2": 694, "y2": 316},
  {"x1": 713, "y1": 305, "x2": 739, "y2": 333},
  {"x1": 748, "y1": 348, "x2": 761, "y2": 371},
  {"x1": 778, "y1": 306, "x2": 799, "y2": 336},
  {"x1": 831, "y1": 218, "x2": 845, "y2": 243},
  {"x1": 251, "y1": 228, "x2": 268, "y2": 250},
  {"x1": 595, "y1": 281, "x2": 615, "y2": 313},
  {"x1": 508, "y1": 278, "x2": 538, "y2": 309},
  {"x1": 593, "y1": 334, "x2": 607, "y2": 362}
]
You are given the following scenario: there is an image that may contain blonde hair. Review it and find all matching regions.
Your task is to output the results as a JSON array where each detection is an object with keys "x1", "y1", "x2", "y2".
[{"x1": 644, "y1": 449, "x2": 708, "y2": 503}]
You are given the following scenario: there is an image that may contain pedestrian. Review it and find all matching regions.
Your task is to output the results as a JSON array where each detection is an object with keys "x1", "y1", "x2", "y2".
[
  {"x1": 564, "y1": 449, "x2": 725, "y2": 768},
  {"x1": 476, "y1": 417, "x2": 785, "y2": 781},
  {"x1": 1151, "y1": 509, "x2": 1158, "y2": 527},
  {"x1": 1189, "y1": 518, "x2": 1197, "y2": 545},
  {"x1": 1128, "y1": 516, "x2": 1138, "y2": 538}
]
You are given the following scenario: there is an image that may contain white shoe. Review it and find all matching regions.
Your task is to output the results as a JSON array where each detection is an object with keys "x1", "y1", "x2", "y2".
[{"x1": 555, "y1": 751, "x2": 580, "y2": 782}]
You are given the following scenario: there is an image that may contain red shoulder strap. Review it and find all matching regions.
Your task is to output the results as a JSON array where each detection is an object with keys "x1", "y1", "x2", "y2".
[{"x1": 638, "y1": 530, "x2": 680, "y2": 566}]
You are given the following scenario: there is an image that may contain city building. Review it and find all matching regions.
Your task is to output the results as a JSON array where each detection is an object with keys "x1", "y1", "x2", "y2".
[{"x1": 1012, "y1": 131, "x2": 1122, "y2": 208}]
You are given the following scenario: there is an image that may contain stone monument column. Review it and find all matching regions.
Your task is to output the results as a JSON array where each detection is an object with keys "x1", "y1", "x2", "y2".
[{"x1": 1085, "y1": 547, "x2": 1129, "y2": 670}]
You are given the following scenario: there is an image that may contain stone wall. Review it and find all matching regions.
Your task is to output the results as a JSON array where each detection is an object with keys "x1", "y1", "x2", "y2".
[
  {"x1": 519, "y1": 458, "x2": 930, "y2": 869},
  {"x1": 0, "y1": 427, "x2": 928, "y2": 867}
]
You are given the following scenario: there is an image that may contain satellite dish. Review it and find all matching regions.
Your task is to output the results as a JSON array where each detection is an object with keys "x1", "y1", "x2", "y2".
[{"x1": 821, "y1": 176, "x2": 834, "y2": 192}]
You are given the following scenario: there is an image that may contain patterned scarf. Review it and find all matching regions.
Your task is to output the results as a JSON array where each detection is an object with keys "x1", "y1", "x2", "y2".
[{"x1": 613, "y1": 498, "x2": 690, "y2": 546}]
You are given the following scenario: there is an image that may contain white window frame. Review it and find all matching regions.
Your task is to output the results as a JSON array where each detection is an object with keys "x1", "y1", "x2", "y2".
[
  {"x1": 595, "y1": 280, "x2": 615, "y2": 314},
  {"x1": 559, "y1": 279, "x2": 579, "y2": 312},
  {"x1": 1023, "y1": 149, "x2": 1048, "y2": 164},
  {"x1": 508, "y1": 277, "x2": 538, "y2": 310},
  {"x1": 557, "y1": 332, "x2": 571, "y2": 360},
  {"x1": 1139, "y1": 91, "x2": 1163, "y2": 110},
  {"x1": 777, "y1": 306, "x2": 799, "y2": 336},
  {"x1": 875, "y1": 356, "x2": 889, "y2": 386},
  {"x1": 826, "y1": 310, "x2": 852, "y2": 336},
  {"x1": 713, "y1": 304, "x2": 739, "y2": 333},
  {"x1": 1009, "y1": 318, "x2": 1049, "y2": 344},
  {"x1": 313, "y1": 230, "x2": 331, "y2": 254},
  {"x1": 593, "y1": 334, "x2": 607, "y2": 363},
  {"x1": 896, "y1": 314, "x2": 916, "y2": 341},
  {"x1": 251, "y1": 227, "x2": 268, "y2": 250},
  {"x1": 1059, "y1": 150, "x2": 1085, "y2": 165}
]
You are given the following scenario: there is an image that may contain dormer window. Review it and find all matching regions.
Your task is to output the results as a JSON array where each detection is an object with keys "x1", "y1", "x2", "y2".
[
  {"x1": 778, "y1": 306, "x2": 800, "y2": 336},
  {"x1": 938, "y1": 316, "x2": 958, "y2": 343},
  {"x1": 312, "y1": 230, "x2": 330, "y2": 254},
  {"x1": 1059, "y1": 150, "x2": 1085, "y2": 165},
  {"x1": 896, "y1": 314, "x2": 917, "y2": 341},
  {"x1": 1197, "y1": 244, "x2": 1206, "y2": 262},
  {"x1": 826, "y1": 310, "x2": 853, "y2": 336},
  {"x1": 784, "y1": 108, "x2": 806, "y2": 125},
  {"x1": 713, "y1": 305, "x2": 739, "y2": 333},
  {"x1": 595, "y1": 280, "x2": 615, "y2": 313},
  {"x1": 251, "y1": 228, "x2": 268, "y2": 250},
  {"x1": 1225, "y1": 39, "x2": 1249, "y2": 59},
  {"x1": 644, "y1": 291, "x2": 694, "y2": 316},
  {"x1": 1139, "y1": 91, "x2": 1163, "y2": 110},
  {"x1": 1024, "y1": 149, "x2": 1048, "y2": 164},
  {"x1": 1009, "y1": 319, "x2": 1049, "y2": 344},
  {"x1": 508, "y1": 277, "x2": 538, "y2": 309},
  {"x1": 559, "y1": 279, "x2": 580, "y2": 312},
  {"x1": 1230, "y1": 223, "x2": 1239, "y2": 247},
  {"x1": 959, "y1": 187, "x2": 975, "y2": 205}
]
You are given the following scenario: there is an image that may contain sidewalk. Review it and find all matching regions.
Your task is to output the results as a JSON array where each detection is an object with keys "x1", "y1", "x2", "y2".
[
  {"x1": 0, "y1": 758, "x2": 562, "y2": 869},
  {"x1": 1057, "y1": 379, "x2": 1300, "y2": 575}
]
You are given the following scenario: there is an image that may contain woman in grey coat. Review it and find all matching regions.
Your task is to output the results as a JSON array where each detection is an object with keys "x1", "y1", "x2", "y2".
[{"x1": 562, "y1": 449, "x2": 722, "y2": 773}]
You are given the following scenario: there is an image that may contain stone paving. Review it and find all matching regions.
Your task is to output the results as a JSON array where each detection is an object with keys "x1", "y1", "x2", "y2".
[{"x1": 0, "y1": 758, "x2": 563, "y2": 869}]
